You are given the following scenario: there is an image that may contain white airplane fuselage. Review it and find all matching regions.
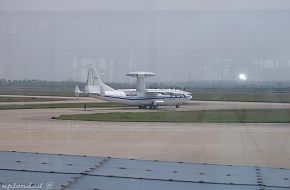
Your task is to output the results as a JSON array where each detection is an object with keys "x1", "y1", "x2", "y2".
[{"x1": 88, "y1": 90, "x2": 192, "y2": 107}]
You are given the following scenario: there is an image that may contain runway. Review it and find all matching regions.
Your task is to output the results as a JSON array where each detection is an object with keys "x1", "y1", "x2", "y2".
[{"x1": 0, "y1": 99, "x2": 290, "y2": 169}]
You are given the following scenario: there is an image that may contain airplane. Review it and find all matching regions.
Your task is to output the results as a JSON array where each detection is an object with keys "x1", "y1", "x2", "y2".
[{"x1": 75, "y1": 67, "x2": 192, "y2": 109}]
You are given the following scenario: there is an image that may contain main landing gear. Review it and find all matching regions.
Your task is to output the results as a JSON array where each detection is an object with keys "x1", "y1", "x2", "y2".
[
  {"x1": 150, "y1": 105, "x2": 159, "y2": 109},
  {"x1": 139, "y1": 105, "x2": 147, "y2": 109},
  {"x1": 138, "y1": 104, "x2": 181, "y2": 109},
  {"x1": 138, "y1": 105, "x2": 159, "y2": 109}
]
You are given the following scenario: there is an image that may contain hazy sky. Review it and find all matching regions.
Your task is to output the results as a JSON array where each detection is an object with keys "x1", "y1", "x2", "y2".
[
  {"x1": 1, "y1": 0, "x2": 290, "y2": 81},
  {"x1": 2, "y1": 0, "x2": 290, "y2": 11}
]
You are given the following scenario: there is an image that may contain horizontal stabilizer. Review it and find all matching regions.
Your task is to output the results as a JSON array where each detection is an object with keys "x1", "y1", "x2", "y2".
[{"x1": 75, "y1": 85, "x2": 82, "y2": 97}]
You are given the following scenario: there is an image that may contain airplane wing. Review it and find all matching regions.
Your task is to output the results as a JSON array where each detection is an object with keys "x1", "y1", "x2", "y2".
[
  {"x1": 117, "y1": 89, "x2": 136, "y2": 92},
  {"x1": 145, "y1": 89, "x2": 191, "y2": 96},
  {"x1": 75, "y1": 85, "x2": 83, "y2": 97}
]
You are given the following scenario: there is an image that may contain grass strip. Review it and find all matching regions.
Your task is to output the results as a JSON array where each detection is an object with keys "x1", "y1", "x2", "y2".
[
  {"x1": 191, "y1": 92, "x2": 290, "y2": 103},
  {"x1": 0, "y1": 89, "x2": 74, "y2": 97},
  {"x1": 0, "y1": 102, "x2": 121, "y2": 110},
  {"x1": 0, "y1": 96, "x2": 66, "y2": 102}
]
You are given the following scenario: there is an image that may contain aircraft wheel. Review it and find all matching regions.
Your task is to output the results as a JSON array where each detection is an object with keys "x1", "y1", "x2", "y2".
[
  {"x1": 138, "y1": 106, "x2": 142, "y2": 109},
  {"x1": 176, "y1": 105, "x2": 180, "y2": 108}
]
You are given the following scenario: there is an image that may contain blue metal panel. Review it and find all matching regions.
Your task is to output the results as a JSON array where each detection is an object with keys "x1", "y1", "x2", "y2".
[
  {"x1": 0, "y1": 151, "x2": 289, "y2": 190},
  {"x1": 90, "y1": 159, "x2": 258, "y2": 185},
  {"x1": 69, "y1": 176, "x2": 277, "y2": 190},
  {"x1": 261, "y1": 168, "x2": 290, "y2": 188},
  {"x1": 0, "y1": 170, "x2": 78, "y2": 190},
  {"x1": 0, "y1": 151, "x2": 104, "y2": 173}
]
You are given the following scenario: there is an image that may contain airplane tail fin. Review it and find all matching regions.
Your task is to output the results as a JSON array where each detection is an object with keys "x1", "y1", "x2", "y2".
[
  {"x1": 86, "y1": 67, "x2": 102, "y2": 86},
  {"x1": 85, "y1": 67, "x2": 114, "y2": 95}
]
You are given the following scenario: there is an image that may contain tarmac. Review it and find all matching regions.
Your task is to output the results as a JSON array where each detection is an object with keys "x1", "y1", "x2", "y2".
[{"x1": 0, "y1": 98, "x2": 290, "y2": 169}]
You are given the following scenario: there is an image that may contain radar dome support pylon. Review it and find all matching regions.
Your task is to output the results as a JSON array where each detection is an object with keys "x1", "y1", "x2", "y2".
[{"x1": 126, "y1": 72, "x2": 156, "y2": 93}]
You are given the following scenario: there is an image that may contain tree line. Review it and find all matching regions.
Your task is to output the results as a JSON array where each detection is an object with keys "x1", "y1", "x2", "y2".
[{"x1": 0, "y1": 79, "x2": 290, "y2": 92}]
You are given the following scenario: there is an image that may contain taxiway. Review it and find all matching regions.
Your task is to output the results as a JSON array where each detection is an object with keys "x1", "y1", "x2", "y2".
[{"x1": 0, "y1": 99, "x2": 290, "y2": 168}]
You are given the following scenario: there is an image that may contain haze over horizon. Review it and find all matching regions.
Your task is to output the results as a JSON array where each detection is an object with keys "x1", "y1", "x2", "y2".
[{"x1": 1, "y1": 0, "x2": 290, "y2": 82}]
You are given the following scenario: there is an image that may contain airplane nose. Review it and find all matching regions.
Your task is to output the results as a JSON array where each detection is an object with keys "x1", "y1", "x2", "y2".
[{"x1": 187, "y1": 95, "x2": 192, "y2": 100}]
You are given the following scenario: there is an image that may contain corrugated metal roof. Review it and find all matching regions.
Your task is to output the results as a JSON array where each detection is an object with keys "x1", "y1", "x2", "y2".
[{"x1": 0, "y1": 151, "x2": 289, "y2": 190}]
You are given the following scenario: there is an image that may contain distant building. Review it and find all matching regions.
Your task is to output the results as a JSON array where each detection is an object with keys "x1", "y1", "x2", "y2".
[{"x1": 203, "y1": 58, "x2": 233, "y2": 81}]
